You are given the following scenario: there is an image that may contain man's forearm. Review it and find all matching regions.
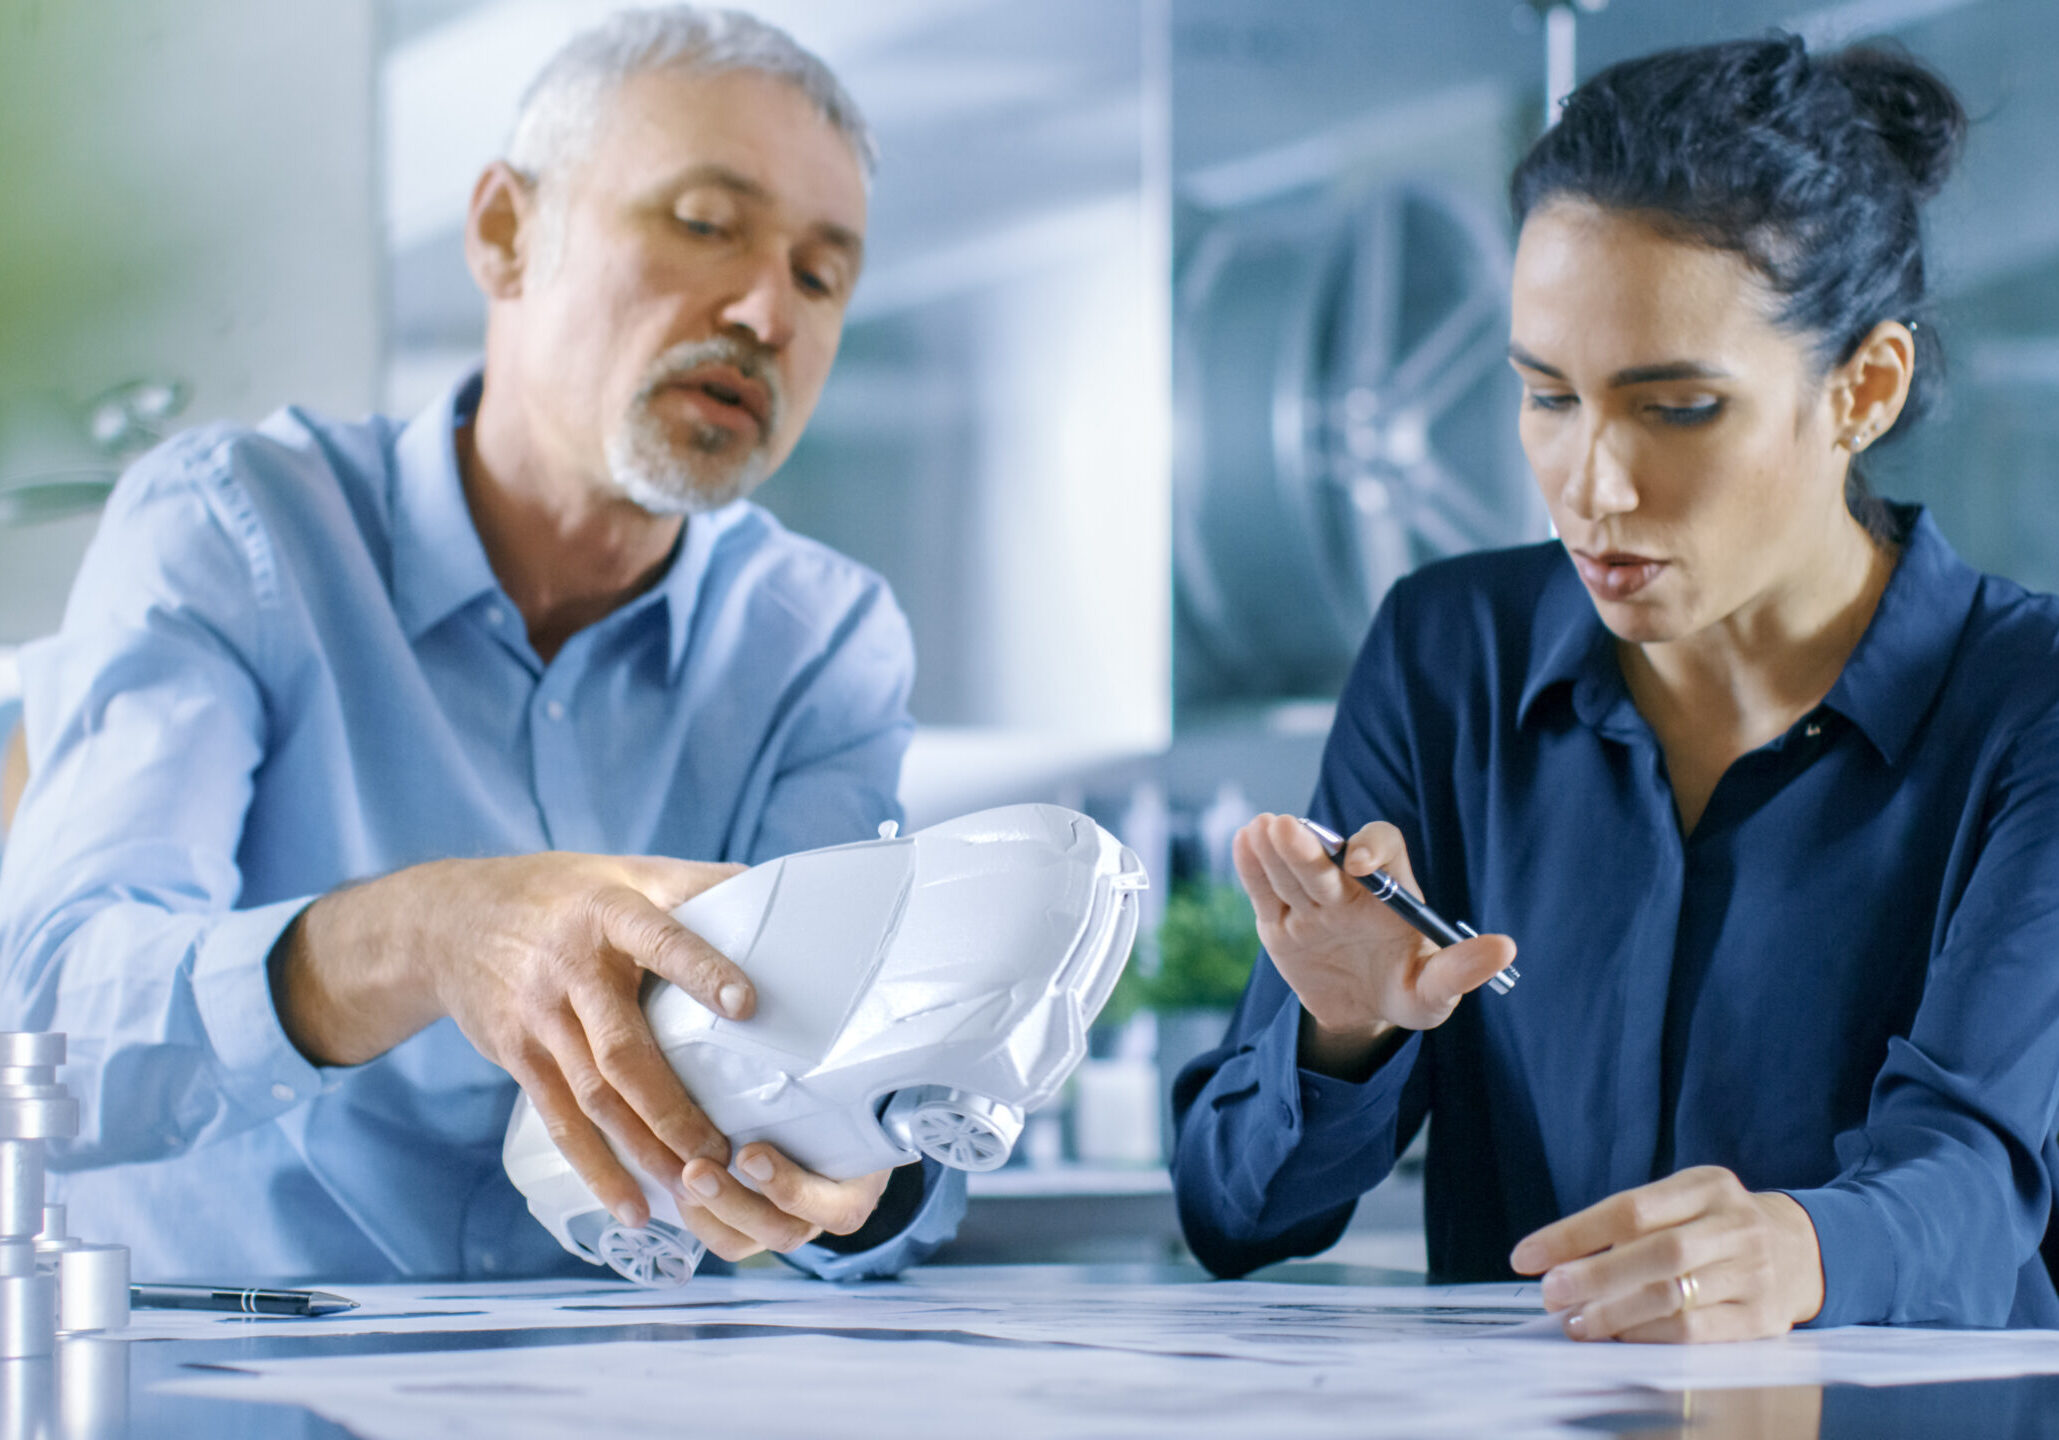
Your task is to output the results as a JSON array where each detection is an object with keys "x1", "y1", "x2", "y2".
[{"x1": 268, "y1": 868, "x2": 445, "y2": 1068}]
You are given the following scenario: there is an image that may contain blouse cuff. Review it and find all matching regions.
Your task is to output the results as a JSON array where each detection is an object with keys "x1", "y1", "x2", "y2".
[{"x1": 1784, "y1": 1183, "x2": 1895, "y2": 1328}]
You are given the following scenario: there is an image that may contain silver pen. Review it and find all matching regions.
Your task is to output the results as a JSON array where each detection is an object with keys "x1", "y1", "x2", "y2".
[{"x1": 1299, "y1": 818, "x2": 1519, "y2": 995}]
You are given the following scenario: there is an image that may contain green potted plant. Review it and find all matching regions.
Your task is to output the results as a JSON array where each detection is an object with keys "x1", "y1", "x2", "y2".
[{"x1": 1099, "y1": 878, "x2": 1258, "y2": 1104}]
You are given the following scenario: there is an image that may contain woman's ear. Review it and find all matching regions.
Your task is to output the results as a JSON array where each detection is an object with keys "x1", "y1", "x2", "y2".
[
  {"x1": 465, "y1": 161, "x2": 540, "y2": 301},
  {"x1": 1831, "y1": 320, "x2": 1916, "y2": 453}
]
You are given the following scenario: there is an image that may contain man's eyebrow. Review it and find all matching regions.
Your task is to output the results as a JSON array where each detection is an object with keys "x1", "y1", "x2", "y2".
[
  {"x1": 669, "y1": 163, "x2": 865, "y2": 264},
  {"x1": 1507, "y1": 342, "x2": 1731, "y2": 387}
]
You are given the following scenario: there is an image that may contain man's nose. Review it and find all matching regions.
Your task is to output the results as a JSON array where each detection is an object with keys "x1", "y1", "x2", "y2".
[{"x1": 718, "y1": 253, "x2": 797, "y2": 351}]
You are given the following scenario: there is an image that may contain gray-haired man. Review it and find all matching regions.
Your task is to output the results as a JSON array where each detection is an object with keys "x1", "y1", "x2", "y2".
[{"x1": 0, "y1": 7, "x2": 962, "y2": 1281}]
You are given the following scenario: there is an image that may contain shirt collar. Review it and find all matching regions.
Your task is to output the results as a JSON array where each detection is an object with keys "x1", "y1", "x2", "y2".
[
  {"x1": 653, "y1": 495, "x2": 755, "y2": 679},
  {"x1": 390, "y1": 364, "x2": 757, "y2": 666},
  {"x1": 1821, "y1": 505, "x2": 1980, "y2": 765},
  {"x1": 1516, "y1": 549, "x2": 1619, "y2": 730},
  {"x1": 391, "y1": 368, "x2": 500, "y2": 641},
  {"x1": 1514, "y1": 505, "x2": 1982, "y2": 765}
]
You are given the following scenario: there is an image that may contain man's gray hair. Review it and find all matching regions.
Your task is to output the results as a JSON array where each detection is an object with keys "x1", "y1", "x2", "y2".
[{"x1": 507, "y1": 6, "x2": 877, "y2": 189}]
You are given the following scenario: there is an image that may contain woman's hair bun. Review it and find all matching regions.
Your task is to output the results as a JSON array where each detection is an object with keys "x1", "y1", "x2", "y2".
[{"x1": 1825, "y1": 45, "x2": 1967, "y2": 200}]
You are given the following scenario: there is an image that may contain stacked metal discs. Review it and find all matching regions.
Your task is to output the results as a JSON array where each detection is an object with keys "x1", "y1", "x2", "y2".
[{"x1": 0, "y1": 1032, "x2": 128, "y2": 1358}]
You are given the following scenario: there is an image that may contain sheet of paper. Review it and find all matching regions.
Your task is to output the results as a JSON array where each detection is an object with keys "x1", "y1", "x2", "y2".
[
  {"x1": 152, "y1": 1272, "x2": 2059, "y2": 1440},
  {"x1": 157, "y1": 1332, "x2": 1611, "y2": 1440}
]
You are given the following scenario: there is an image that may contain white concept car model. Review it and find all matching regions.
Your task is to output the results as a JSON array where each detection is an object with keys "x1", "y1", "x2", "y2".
[{"x1": 504, "y1": 803, "x2": 1147, "y2": 1286}]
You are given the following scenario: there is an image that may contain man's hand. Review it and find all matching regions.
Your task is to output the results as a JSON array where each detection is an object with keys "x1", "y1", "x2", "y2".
[
  {"x1": 272, "y1": 852, "x2": 749, "y2": 1228},
  {"x1": 1232, "y1": 814, "x2": 1516, "y2": 1079},
  {"x1": 1509, "y1": 1166, "x2": 1826, "y2": 1342},
  {"x1": 677, "y1": 1144, "x2": 895, "y2": 1260}
]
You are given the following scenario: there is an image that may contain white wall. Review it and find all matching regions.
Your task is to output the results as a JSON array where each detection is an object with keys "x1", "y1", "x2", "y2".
[{"x1": 0, "y1": 0, "x2": 381, "y2": 643}]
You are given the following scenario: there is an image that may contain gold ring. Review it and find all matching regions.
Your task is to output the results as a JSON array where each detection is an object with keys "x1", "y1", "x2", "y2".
[{"x1": 1675, "y1": 1271, "x2": 1701, "y2": 1313}]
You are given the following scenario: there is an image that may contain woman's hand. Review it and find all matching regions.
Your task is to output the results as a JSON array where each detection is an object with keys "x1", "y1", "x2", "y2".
[
  {"x1": 1509, "y1": 1166, "x2": 1826, "y2": 1342},
  {"x1": 1231, "y1": 813, "x2": 1517, "y2": 1079}
]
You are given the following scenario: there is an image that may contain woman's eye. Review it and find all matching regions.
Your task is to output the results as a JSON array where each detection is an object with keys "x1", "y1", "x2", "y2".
[
  {"x1": 1524, "y1": 391, "x2": 1576, "y2": 413},
  {"x1": 1652, "y1": 400, "x2": 1723, "y2": 427},
  {"x1": 677, "y1": 216, "x2": 725, "y2": 238}
]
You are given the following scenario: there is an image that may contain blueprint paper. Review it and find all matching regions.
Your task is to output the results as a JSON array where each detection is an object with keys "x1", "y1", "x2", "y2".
[{"x1": 152, "y1": 1272, "x2": 2059, "y2": 1439}]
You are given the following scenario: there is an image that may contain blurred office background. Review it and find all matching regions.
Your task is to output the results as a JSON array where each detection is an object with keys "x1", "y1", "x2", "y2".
[{"x1": 4, "y1": 0, "x2": 2057, "y2": 1268}]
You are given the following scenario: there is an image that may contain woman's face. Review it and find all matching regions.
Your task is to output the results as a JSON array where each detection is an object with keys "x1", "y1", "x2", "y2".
[{"x1": 1508, "y1": 200, "x2": 1859, "y2": 647}]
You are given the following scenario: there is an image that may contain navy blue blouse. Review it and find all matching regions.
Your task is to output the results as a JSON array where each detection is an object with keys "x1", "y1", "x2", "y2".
[{"x1": 1172, "y1": 508, "x2": 2059, "y2": 1327}]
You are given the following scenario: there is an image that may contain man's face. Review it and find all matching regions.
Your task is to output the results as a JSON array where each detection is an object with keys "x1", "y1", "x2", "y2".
[{"x1": 512, "y1": 67, "x2": 867, "y2": 513}]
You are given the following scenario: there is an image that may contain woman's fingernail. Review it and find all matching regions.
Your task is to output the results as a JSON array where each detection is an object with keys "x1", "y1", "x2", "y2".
[
  {"x1": 1565, "y1": 1310, "x2": 1587, "y2": 1339},
  {"x1": 719, "y1": 983, "x2": 749, "y2": 1018},
  {"x1": 1510, "y1": 1241, "x2": 1541, "y2": 1272},
  {"x1": 614, "y1": 1201, "x2": 649, "y2": 1228},
  {"x1": 689, "y1": 1169, "x2": 721, "y2": 1198},
  {"x1": 1542, "y1": 1270, "x2": 1572, "y2": 1306},
  {"x1": 740, "y1": 1152, "x2": 774, "y2": 1183}
]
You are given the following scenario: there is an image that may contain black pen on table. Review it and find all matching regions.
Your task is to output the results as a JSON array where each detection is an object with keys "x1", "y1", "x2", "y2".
[
  {"x1": 131, "y1": 1284, "x2": 359, "y2": 1317},
  {"x1": 1298, "y1": 817, "x2": 1520, "y2": 995}
]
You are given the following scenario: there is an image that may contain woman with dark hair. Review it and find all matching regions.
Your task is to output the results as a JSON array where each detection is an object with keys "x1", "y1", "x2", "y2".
[{"x1": 1173, "y1": 34, "x2": 2059, "y2": 1342}]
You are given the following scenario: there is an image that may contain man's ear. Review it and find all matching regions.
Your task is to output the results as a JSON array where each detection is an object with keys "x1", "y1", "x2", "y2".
[
  {"x1": 1830, "y1": 320, "x2": 1916, "y2": 454},
  {"x1": 466, "y1": 161, "x2": 540, "y2": 300}
]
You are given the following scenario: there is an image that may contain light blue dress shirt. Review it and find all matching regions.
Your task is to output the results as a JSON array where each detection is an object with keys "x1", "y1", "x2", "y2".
[{"x1": 0, "y1": 371, "x2": 963, "y2": 1283}]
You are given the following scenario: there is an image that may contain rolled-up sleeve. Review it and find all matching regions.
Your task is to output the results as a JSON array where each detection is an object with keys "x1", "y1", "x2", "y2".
[
  {"x1": 1173, "y1": 587, "x2": 1438, "y2": 1277},
  {"x1": 0, "y1": 436, "x2": 319, "y2": 1165},
  {"x1": 1789, "y1": 710, "x2": 2059, "y2": 1329},
  {"x1": 1172, "y1": 950, "x2": 1424, "y2": 1277}
]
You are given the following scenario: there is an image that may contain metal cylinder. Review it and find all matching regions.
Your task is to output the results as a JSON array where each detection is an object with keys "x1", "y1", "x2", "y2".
[
  {"x1": 0, "y1": 1267, "x2": 58, "y2": 1358},
  {"x1": 0, "y1": 1239, "x2": 36, "y2": 1278},
  {"x1": 0, "y1": 1141, "x2": 45, "y2": 1239},
  {"x1": 0, "y1": 1034, "x2": 65, "y2": 1069},
  {"x1": 0, "y1": 1033, "x2": 79, "y2": 1147},
  {"x1": 0, "y1": 1352, "x2": 55, "y2": 1440},
  {"x1": 58, "y1": 1336, "x2": 130, "y2": 1440},
  {"x1": 0, "y1": 1087, "x2": 78, "y2": 1143},
  {"x1": 48, "y1": 1246, "x2": 127, "y2": 1336}
]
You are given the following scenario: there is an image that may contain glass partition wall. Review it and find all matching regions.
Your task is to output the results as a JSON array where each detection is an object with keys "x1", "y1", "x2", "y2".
[
  {"x1": 1169, "y1": 0, "x2": 2059, "y2": 730},
  {"x1": 7, "y1": 0, "x2": 2057, "y2": 820}
]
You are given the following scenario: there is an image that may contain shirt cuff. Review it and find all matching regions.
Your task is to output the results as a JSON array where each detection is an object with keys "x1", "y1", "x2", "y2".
[
  {"x1": 786, "y1": 1159, "x2": 966, "y2": 1282},
  {"x1": 190, "y1": 897, "x2": 326, "y2": 1120},
  {"x1": 1217, "y1": 997, "x2": 1419, "y2": 1224},
  {"x1": 1783, "y1": 1183, "x2": 1896, "y2": 1328}
]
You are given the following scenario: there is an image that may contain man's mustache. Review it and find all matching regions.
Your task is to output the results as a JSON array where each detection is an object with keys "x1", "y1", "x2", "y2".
[{"x1": 638, "y1": 339, "x2": 784, "y2": 436}]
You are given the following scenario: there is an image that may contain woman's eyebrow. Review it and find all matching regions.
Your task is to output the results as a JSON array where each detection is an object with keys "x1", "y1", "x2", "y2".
[{"x1": 1508, "y1": 342, "x2": 1732, "y2": 387}]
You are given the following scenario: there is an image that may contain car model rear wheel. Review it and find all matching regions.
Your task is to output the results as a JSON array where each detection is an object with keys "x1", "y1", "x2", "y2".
[{"x1": 882, "y1": 1087, "x2": 1024, "y2": 1171}]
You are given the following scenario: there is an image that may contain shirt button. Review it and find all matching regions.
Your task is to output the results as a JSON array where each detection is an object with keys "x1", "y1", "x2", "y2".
[
  {"x1": 1804, "y1": 722, "x2": 1822, "y2": 738},
  {"x1": 270, "y1": 1082, "x2": 296, "y2": 1103},
  {"x1": 1278, "y1": 1101, "x2": 1295, "y2": 1127},
  {"x1": 484, "y1": 605, "x2": 506, "y2": 628},
  {"x1": 544, "y1": 700, "x2": 566, "y2": 722}
]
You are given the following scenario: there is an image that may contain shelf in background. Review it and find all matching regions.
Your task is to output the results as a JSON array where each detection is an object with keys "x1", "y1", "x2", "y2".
[{"x1": 967, "y1": 1165, "x2": 1173, "y2": 1198}]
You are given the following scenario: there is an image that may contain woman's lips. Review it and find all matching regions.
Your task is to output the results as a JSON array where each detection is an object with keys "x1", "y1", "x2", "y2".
[{"x1": 1572, "y1": 550, "x2": 1667, "y2": 600}]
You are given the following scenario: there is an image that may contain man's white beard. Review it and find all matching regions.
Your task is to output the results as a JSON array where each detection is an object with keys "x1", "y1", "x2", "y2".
[
  {"x1": 604, "y1": 339, "x2": 782, "y2": 516},
  {"x1": 605, "y1": 403, "x2": 769, "y2": 517}
]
